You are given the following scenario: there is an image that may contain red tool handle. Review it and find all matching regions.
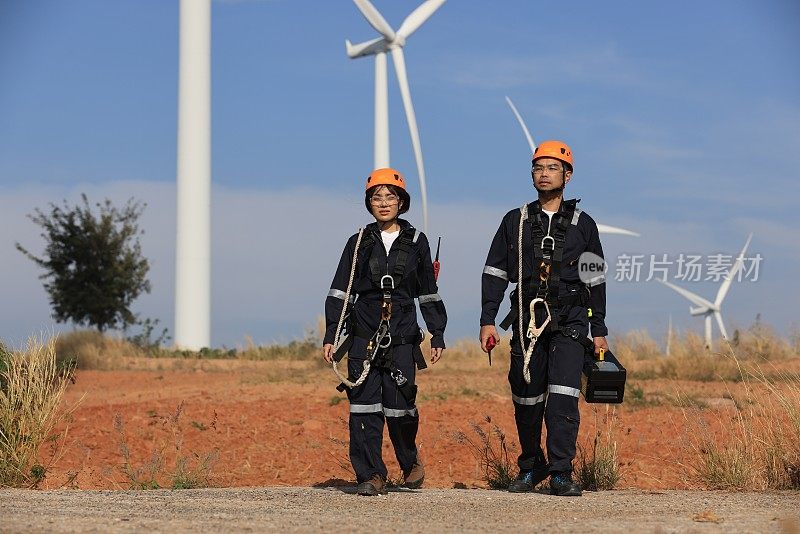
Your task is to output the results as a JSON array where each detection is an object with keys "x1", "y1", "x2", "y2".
[
  {"x1": 433, "y1": 260, "x2": 440, "y2": 281},
  {"x1": 486, "y1": 336, "x2": 496, "y2": 351}
]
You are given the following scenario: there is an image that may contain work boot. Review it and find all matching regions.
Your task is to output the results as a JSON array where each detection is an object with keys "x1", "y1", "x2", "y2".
[
  {"x1": 549, "y1": 471, "x2": 582, "y2": 496},
  {"x1": 356, "y1": 474, "x2": 387, "y2": 496},
  {"x1": 403, "y1": 461, "x2": 425, "y2": 489},
  {"x1": 508, "y1": 462, "x2": 550, "y2": 493}
]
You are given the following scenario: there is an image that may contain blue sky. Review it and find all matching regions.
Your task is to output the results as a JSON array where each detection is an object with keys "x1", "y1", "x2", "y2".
[{"x1": 1, "y1": 0, "x2": 798, "y2": 348}]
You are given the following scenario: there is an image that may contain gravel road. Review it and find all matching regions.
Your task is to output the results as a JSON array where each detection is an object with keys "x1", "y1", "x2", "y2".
[{"x1": 2, "y1": 487, "x2": 799, "y2": 533}]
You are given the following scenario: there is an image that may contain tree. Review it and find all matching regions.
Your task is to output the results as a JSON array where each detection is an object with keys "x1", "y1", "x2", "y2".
[{"x1": 16, "y1": 195, "x2": 151, "y2": 332}]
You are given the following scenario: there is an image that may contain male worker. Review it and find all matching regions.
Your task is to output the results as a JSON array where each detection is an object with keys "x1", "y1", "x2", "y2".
[{"x1": 479, "y1": 140, "x2": 608, "y2": 496}]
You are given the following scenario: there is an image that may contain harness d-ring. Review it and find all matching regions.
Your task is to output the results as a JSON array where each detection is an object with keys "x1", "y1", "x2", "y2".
[{"x1": 541, "y1": 235, "x2": 555, "y2": 252}]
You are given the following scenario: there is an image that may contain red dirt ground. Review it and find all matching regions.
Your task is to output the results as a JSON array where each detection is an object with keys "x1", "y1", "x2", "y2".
[{"x1": 38, "y1": 353, "x2": 799, "y2": 491}]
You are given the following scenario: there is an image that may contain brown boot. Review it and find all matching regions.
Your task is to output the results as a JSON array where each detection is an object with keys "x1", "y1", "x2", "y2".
[
  {"x1": 356, "y1": 474, "x2": 387, "y2": 496},
  {"x1": 403, "y1": 461, "x2": 425, "y2": 489}
]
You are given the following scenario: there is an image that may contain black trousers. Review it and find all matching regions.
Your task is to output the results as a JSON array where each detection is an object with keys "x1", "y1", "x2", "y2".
[
  {"x1": 508, "y1": 307, "x2": 588, "y2": 474},
  {"x1": 346, "y1": 338, "x2": 419, "y2": 483}
]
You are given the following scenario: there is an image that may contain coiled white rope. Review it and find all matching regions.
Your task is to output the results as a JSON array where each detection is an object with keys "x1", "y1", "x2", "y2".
[
  {"x1": 332, "y1": 228, "x2": 373, "y2": 389},
  {"x1": 517, "y1": 205, "x2": 536, "y2": 383}
]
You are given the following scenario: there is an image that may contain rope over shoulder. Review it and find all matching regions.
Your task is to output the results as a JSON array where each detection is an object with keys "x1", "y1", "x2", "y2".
[{"x1": 332, "y1": 228, "x2": 371, "y2": 388}]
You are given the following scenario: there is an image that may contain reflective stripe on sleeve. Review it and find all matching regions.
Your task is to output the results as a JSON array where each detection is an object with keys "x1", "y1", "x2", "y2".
[
  {"x1": 328, "y1": 288, "x2": 356, "y2": 302},
  {"x1": 383, "y1": 407, "x2": 418, "y2": 417},
  {"x1": 350, "y1": 403, "x2": 384, "y2": 414},
  {"x1": 483, "y1": 265, "x2": 509, "y2": 281},
  {"x1": 512, "y1": 393, "x2": 546, "y2": 406},
  {"x1": 548, "y1": 384, "x2": 581, "y2": 398},
  {"x1": 418, "y1": 293, "x2": 442, "y2": 304},
  {"x1": 328, "y1": 288, "x2": 347, "y2": 300}
]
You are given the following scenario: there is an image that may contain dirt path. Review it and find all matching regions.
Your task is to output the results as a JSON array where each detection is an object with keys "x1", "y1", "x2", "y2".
[{"x1": 2, "y1": 487, "x2": 799, "y2": 533}]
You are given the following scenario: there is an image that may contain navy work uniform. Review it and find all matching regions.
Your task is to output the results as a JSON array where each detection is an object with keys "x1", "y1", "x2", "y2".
[
  {"x1": 324, "y1": 219, "x2": 446, "y2": 484},
  {"x1": 481, "y1": 199, "x2": 607, "y2": 475}
]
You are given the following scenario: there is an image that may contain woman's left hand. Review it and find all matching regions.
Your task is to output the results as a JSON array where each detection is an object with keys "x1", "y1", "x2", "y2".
[{"x1": 431, "y1": 347, "x2": 444, "y2": 364}]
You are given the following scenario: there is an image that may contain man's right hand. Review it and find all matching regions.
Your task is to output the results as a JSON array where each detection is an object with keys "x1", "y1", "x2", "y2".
[
  {"x1": 480, "y1": 325, "x2": 499, "y2": 353},
  {"x1": 322, "y1": 343, "x2": 334, "y2": 363}
]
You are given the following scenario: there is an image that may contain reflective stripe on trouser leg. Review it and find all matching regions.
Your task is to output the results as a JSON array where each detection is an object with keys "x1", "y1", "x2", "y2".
[
  {"x1": 346, "y1": 343, "x2": 388, "y2": 482},
  {"x1": 509, "y1": 342, "x2": 548, "y2": 471},
  {"x1": 383, "y1": 344, "x2": 420, "y2": 473},
  {"x1": 544, "y1": 327, "x2": 586, "y2": 474}
]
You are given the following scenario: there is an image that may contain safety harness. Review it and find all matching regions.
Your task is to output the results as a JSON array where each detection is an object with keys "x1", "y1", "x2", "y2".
[
  {"x1": 498, "y1": 200, "x2": 589, "y2": 383},
  {"x1": 331, "y1": 225, "x2": 424, "y2": 401}
]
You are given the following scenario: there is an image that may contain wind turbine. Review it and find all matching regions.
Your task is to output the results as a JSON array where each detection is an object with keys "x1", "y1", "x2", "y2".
[
  {"x1": 346, "y1": 0, "x2": 446, "y2": 234},
  {"x1": 175, "y1": 0, "x2": 211, "y2": 350},
  {"x1": 505, "y1": 96, "x2": 640, "y2": 237},
  {"x1": 658, "y1": 234, "x2": 753, "y2": 350}
]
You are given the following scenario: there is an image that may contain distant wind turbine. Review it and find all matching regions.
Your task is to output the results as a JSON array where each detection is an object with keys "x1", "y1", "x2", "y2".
[
  {"x1": 346, "y1": 0, "x2": 446, "y2": 234},
  {"x1": 505, "y1": 96, "x2": 640, "y2": 237},
  {"x1": 175, "y1": 0, "x2": 211, "y2": 350},
  {"x1": 658, "y1": 234, "x2": 753, "y2": 350}
]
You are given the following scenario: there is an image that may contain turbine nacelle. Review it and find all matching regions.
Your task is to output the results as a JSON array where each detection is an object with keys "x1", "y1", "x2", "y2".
[
  {"x1": 345, "y1": 37, "x2": 389, "y2": 58},
  {"x1": 690, "y1": 306, "x2": 713, "y2": 317}
]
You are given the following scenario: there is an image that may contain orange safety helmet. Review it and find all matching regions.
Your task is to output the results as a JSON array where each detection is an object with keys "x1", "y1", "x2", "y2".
[
  {"x1": 532, "y1": 140, "x2": 573, "y2": 169},
  {"x1": 365, "y1": 167, "x2": 407, "y2": 191},
  {"x1": 364, "y1": 167, "x2": 410, "y2": 215}
]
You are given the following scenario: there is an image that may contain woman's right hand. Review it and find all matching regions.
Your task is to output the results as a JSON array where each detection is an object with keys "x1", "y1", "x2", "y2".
[{"x1": 322, "y1": 343, "x2": 334, "y2": 363}]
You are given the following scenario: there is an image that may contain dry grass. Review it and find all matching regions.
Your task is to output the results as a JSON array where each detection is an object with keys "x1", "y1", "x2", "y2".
[
  {"x1": 56, "y1": 330, "x2": 145, "y2": 370},
  {"x1": 114, "y1": 402, "x2": 219, "y2": 490},
  {"x1": 682, "y1": 351, "x2": 800, "y2": 490},
  {"x1": 617, "y1": 325, "x2": 798, "y2": 382},
  {"x1": 453, "y1": 415, "x2": 515, "y2": 489},
  {"x1": 575, "y1": 405, "x2": 622, "y2": 490},
  {"x1": 0, "y1": 335, "x2": 79, "y2": 488}
]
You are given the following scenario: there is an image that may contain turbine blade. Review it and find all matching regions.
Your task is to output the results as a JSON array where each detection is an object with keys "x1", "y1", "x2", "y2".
[
  {"x1": 353, "y1": 0, "x2": 396, "y2": 42},
  {"x1": 391, "y1": 46, "x2": 429, "y2": 234},
  {"x1": 657, "y1": 279, "x2": 715, "y2": 310},
  {"x1": 714, "y1": 311, "x2": 729, "y2": 340},
  {"x1": 346, "y1": 36, "x2": 387, "y2": 59},
  {"x1": 397, "y1": 0, "x2": 446, "y2": 39},
  {"x1": 715, "y1": 233, "x2": 753, "y2": 307},
  {"x1": 596, "y1": 224, "x2": 640, "y2": 237},
  {"x1": 505, "y1": 96, "x2": 536, "y2": 155}
]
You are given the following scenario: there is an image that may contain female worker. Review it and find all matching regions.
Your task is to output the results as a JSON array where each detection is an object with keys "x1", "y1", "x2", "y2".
[{"x1": 322, "y1": 168, "x2": 447, "y2": 496}]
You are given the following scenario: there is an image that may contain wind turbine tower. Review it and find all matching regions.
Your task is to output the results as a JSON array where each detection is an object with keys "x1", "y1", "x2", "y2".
[{"x1": 175, "y1": 0, "x2": 211, "y2": 350}]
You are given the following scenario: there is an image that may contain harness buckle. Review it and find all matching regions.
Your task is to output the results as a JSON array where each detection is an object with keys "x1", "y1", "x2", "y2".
[{"x1": 541, "y1": 235, "x2": 555, "y2": 252}]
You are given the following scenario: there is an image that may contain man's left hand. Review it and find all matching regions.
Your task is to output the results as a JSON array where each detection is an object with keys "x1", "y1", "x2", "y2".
[{"x1": 431, "y1": 347, "x2": 444, "y2": 364}]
